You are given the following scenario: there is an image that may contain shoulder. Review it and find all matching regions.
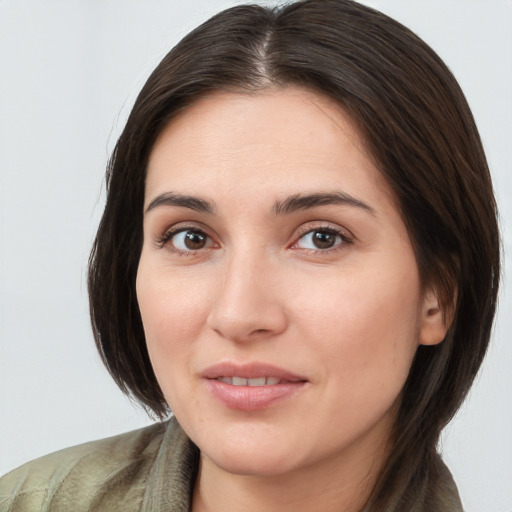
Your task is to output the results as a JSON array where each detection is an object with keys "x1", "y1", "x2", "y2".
[
  {"x1": 427, "y1": 455, "x2": 464, "y2": 512},
  {"x1": 415, "y1": 453, "x2": 464, "y2": 512},
  {"x1": 0, "y1": 421, "x2": 168, "y2": 512}
]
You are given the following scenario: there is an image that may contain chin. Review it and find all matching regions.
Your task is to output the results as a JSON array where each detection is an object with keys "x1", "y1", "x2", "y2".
[
  {"x1": 196, "y1": 428, "x2": 304, "y2": 477},
  {"x1": 205, "y1": 447, "x2": 300, "y2": 477}
]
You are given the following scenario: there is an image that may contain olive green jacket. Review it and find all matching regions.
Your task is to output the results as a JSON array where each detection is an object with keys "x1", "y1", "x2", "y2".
[
  {"x1": 0, "y1": 417, "x2": 198, "y2": 512},
  {"x1": 0, "y1": 416, "x2": 463, "y2": 511}
]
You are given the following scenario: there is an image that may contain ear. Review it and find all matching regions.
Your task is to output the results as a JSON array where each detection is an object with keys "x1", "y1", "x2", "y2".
[{"x1": 418, "y1": 288, "x2": 454, "y2": 346}]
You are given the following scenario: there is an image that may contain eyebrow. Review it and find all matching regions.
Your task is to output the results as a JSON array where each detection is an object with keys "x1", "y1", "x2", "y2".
[
  {"x1": 145, "y1": 192, "x2": 216, "y2": 214},
  {"x1": 145, "y1": 190, "x2": 376, "y2": 217},
  {"x1": 273, "y1": 192, "x2": 376, "y2": 216}
]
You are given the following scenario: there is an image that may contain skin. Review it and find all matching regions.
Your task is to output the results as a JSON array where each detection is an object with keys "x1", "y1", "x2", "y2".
[{"x1": 136, "y1": 88, "x2": 447, "y2": 512}]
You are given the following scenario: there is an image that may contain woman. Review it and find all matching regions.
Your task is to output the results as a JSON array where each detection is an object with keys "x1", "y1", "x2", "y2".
[{"x1": 0, "y1": 1, "x2": 500, "y2": 511}]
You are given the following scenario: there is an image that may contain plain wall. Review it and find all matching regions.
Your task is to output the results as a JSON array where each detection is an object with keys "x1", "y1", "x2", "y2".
[{"x1": 0, "y1": 1, "x2": 511, "y2": 511}]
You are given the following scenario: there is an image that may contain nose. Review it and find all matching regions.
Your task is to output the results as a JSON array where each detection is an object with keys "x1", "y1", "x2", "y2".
[{"x1": 206, "y1": 250, "x2": 288, "y2": 343}]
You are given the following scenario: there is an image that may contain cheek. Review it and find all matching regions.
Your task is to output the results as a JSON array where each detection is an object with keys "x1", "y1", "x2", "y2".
[
  {"x1": 286, "y1": 270, "x2": 422, "y2": 453},
  {"x1": 135, "y1": 261, "x2": 211, "y2": 397},
  {"x1": 137, "y1": 256, "x2": 211, "y2": 334},
  {"x1": 293, "y1": 263, "x2": 422, "y2": 390}
]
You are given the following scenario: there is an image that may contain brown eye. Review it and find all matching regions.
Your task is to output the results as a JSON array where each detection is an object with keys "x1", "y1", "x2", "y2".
[
  {"x1": 296, "y1": 229, "x2": 344, "y2": 250},
  {"x1": 170, "y1": 229, "x2": 212, "y2": 252},
  {"x1": 312, "y1": 231, "x2": 337, "y2": 249},
  {"x1": 184, "y1": 230, "x2": 207, "y2": 249}
]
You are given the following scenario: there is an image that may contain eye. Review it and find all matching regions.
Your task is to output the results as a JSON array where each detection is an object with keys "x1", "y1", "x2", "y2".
[
  {"x1": 295, "y1": 228, "x2": 345, "y2": 251},
  {"x1": 164, "y1": 228, "x2": 213, "y2": 252}
]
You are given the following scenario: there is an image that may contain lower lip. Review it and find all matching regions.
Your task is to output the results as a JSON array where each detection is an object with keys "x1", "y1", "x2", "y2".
[{"x1": 204, "y1": 379, "x2": 306, "y2": 411}]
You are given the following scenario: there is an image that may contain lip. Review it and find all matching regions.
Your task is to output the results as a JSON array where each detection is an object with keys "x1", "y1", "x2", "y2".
[
  {"x1": 201, "y1": 362, "x2": 308, "y2": 411},
  {"x1": 201, "y1": 362, "x2": 307, "y2": 381}
]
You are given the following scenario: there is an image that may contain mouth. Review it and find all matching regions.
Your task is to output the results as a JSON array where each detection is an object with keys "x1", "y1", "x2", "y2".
[
  {"x1": 215, "y1": 376, "x2": 289, "y2": 386},
  {"x1": 202, "y1": 362, "x2": 307, "y2": 384},
  {"x1": 202, "y1": 362, "x2": 308, "y2": 411}
]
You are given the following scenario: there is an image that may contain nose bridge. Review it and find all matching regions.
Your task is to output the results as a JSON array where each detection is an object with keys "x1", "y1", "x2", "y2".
[{"x1": 206, "y1": 244, "x2": 287, "y2": 341}]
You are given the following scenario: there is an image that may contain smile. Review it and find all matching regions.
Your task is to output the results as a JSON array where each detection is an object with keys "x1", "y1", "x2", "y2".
[
  {"x1": 202, "y1": 363, "x2": 308, "y2": 411},
  {"x1": 216, "y1": 376, "x2": 281, "y2": 386}
]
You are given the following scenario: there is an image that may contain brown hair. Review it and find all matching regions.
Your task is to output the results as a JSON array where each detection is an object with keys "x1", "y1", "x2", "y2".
[{"x1": 88, "y1": 0, "x2": 500, "y2": 507}]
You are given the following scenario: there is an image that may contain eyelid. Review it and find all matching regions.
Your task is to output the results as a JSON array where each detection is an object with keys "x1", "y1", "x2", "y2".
[
  {"x1": 154, "y1": 222, "x2": 218, "y2": 252},
  {"x1": 152, "y1": 220, "x2": 353, "y2": 254},
  {"x1": 289, "y1": 222, "x2": 354, "y2": 252},
  {"x1": 293, "y1": 221, "x2": 353, "y2": 242}
]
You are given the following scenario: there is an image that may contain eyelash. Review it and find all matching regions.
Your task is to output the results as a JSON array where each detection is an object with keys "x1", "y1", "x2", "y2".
[
  {"x1": 155, "y1": 226, "x2": 216, "y2": 256},
  {"x1": 291, "y1": 224, "x2": 353, "y2": 253},
  {"x1": 155, "y1": 223, "x2": 353, "y2": 256}
]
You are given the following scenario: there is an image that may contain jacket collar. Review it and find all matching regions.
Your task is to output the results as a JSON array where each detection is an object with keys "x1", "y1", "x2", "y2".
[{"x1": 142, "y1": 416, "x2": 199, "y2": 512}]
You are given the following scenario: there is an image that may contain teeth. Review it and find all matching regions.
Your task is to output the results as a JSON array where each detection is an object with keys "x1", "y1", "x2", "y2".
[
  {"x1": 248, "y1": 377, "x2": 266, "y2": 386},
  {"x1": 217, "y1": 377, "x2": 281, "y2": 386}
]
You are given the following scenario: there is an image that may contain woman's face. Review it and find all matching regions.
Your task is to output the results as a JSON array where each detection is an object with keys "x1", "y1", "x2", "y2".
[{"x1": 136, "y1": 88, "x2": 445, "y2": 479}]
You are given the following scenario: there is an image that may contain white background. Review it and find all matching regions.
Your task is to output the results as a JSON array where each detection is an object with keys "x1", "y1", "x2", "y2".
[{"x1": 0, "y1": 1, "x2": 511, "y2": 510}]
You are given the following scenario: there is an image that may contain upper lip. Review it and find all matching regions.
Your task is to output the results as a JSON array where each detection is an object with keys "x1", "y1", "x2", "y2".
[{"x1": 201, "y1": 362, "x2": 307, "y2": 382}]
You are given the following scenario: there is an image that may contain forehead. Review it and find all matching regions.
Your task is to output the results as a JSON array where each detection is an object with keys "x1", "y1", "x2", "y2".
[{"x1": 145, "y1": 87, "x2": 390, "y2": 209}]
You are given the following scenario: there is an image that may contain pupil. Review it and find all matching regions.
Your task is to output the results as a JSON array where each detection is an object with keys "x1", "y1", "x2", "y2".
[
  {"x1": 184, "y1": 231, "x2": 206, "y2": 250},
  {"x1": 313, "y1": 231, "x2": 335, "y2": 249}
]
